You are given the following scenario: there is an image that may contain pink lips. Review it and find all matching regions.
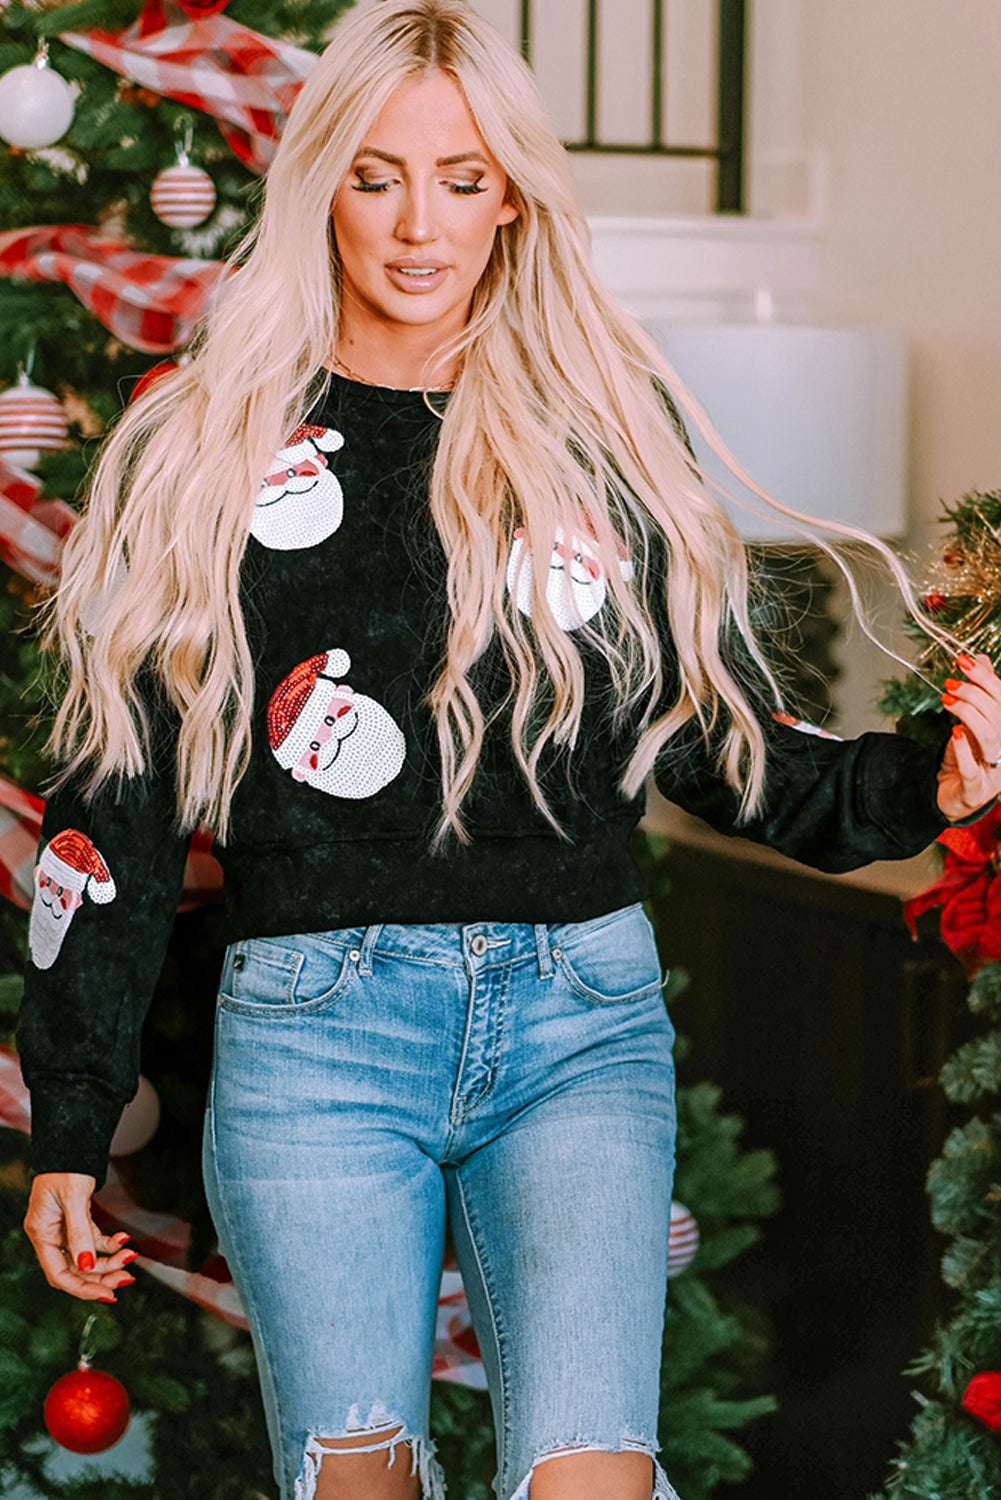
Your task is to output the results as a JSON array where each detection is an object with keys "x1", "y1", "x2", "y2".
[{"x1": 385, "y1": 258, "x2": 448, "y2": 293}]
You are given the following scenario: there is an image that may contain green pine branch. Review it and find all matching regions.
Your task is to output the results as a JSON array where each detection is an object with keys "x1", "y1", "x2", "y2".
[{"x1": 872, "y1": 491, "x2": 1001, "y2": 1500}]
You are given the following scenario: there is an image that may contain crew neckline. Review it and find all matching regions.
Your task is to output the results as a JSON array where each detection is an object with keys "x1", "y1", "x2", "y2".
[{"x1": 324, "y1": 367, "x2": 452, "y2": 408}]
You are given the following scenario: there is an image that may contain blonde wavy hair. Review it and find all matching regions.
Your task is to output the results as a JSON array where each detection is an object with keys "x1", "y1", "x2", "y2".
[{"x1": 45, "y1": 0, "x2": 938, "y2": 845}]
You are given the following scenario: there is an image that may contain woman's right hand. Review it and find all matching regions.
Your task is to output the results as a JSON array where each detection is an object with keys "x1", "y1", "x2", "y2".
[{"x1": 23, "y1": 1172, "x2": 138, "y2": 1301}]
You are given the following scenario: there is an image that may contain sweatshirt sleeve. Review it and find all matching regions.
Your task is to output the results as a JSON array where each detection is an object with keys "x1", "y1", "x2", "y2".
[
  {"x1": 16, "y1": 711, "x2": 190, "y2": 1185},
  {"x1": 653, "y1": 706, "x2": 956, "y2": 872},
  {"x1": 636, "y1": 468, "x2": 967, "y2": 869}
]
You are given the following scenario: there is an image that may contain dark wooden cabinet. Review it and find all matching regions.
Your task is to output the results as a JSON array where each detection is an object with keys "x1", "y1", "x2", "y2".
[{"x1": 644, "y1": 805, "x2": 967, "y2": 1499}]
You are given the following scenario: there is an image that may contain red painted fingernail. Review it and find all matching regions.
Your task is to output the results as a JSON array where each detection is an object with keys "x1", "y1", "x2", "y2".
[
  {"x1": 77, "y1": 1251, "x2": 95, "y2": 1272},
  {"x1": 121, "y1": 1250, "x2": 139, "y2": 1264},
  {"x1": 117, "y1": 1274, "x2": 136, "y2": 1286},
  {"x1": 942, "y1": 693, "x2": 957, "y2": 706},
  {"x1": 952, "y1": 725, "x2": 965, "y2": 740},
  {"x1": 958, "y1": 653, "x2": 976, "y2": 669},
  {"x1": 944, "y1": 678, "x2": 961, "y2": 691},
  {"x1": 115, "y1": 1233, "x2": 131, "y2": 1245},
  {"x1": 99, "y1": 1295, "x2": 117, "y2": 1303}
]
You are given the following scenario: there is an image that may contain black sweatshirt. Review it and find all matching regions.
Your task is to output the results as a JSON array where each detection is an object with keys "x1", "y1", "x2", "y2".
[{"x1": 18, "y1": 373, "x2": 957, "y2": 1181}]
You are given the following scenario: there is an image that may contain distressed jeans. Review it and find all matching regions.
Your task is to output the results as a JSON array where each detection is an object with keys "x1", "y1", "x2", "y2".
[{"x1": 203, "y1": 903, "x2": 681, "y2": 1500}]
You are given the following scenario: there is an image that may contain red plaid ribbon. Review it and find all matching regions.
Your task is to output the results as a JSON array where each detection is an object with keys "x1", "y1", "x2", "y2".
[
  {"x1": 0, "y1": 774, "x2": 42, "y2": 917},
  {"x1": 0, "y1": 1046, "x2": 485, "y2": 1383},
  {"x1": 0, "y1": 225, "x2": 224, "y2": 355},
  {"x1": 61, "y1": 0, "x2": 317, "y2": 176},
  {"x1": 0, "y1": 459, "x2": 76, "y2": 584}
]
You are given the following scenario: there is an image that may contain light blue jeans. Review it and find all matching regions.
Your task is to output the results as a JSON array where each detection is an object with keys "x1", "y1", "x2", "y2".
[{"x1": 202, "y1": 904, "x2": 681, "y2": 1500}]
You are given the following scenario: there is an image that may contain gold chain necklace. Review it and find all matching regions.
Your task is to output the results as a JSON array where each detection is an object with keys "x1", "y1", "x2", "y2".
[{"x1": 331, "y1": 355, "x2": 454, "y2": 394}]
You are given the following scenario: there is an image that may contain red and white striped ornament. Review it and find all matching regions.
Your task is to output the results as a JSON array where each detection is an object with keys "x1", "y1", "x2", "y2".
[
  {"x1": 151, "y1": 143, "x2": 216, "y2": 230},
  {"x1": 667, "y1": 1200, "x2": 700, "y2": 1278},
  {"x1": 0, "y1": 370, "x2": 68, "y2": 470}
]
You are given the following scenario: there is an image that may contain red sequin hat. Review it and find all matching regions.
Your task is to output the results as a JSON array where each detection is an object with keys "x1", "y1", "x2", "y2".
[
  {"x1": 39, "y1": 829, "x2": 117, "y2": 904},
  {"x1": 267, "y1": 648, "x2": 351, "y2": 769}
]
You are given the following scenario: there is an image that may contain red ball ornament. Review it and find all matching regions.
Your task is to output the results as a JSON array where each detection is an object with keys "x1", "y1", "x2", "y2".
[
  {"x1": 44, "y1": 1360, "x2": 131, "y2": 1454},
  {"x1": 962, "y1": 1370, "x2": 1001, "y2": 1432},
  {"x1": 151, "y1": 158, "x2": 216, "y2": 229},
  {"x1": 667, "y1": 1200, "x2": 700, "y2": 1278},
  {"x1": 0, "y1": 370, "x2": 68, "y2": 469},
  {"x1": 129, "y1": 361, "x2": 178, "y2": 404},
  {"x1": 922, "y1": 591, "x2": 947, "y2": 614},
  {"x1": 176, "y1": 0, "x2": 231, "y2": 13}
]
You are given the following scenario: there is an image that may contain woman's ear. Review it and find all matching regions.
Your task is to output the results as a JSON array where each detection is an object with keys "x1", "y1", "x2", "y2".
[{"x1": 496, "y1": 183, "x2": 520, "y2": 227}]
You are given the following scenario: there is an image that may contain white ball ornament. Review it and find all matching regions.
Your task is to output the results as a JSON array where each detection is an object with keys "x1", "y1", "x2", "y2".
[
  {"x1": 151, "y1": 151, "x2": 216, "y2": 229},
  {"x1": 109, "y1": 1075, "x2": 161, "y2": 1156},
  {"x1": 0, "y1": 42, "x2": 75, "y2": 151},
  {"x1": 0, "y1": 369, "x2": 68, "y2": 470},
  {"x1": 667, "y1": 1200, "x2": 700, "y2": 1278}
]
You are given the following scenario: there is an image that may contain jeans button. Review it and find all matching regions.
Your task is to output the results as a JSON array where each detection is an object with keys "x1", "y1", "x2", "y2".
[{"x1": 470, "y1": 933, "x2": 488, "y2": 956}]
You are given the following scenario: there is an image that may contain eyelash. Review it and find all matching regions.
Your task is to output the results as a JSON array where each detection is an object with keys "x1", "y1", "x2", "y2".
[{"x1": 352, "y1": 176, "x2": 487, "y2": 196}]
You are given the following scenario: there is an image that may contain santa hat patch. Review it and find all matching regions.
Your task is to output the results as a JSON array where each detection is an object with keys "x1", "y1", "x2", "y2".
[
  {"x1": 267, "y1": 649, "x2": 351, "y2": 767},
  {"x1": 285, "y1": 422, "x2": 329, "y2": 447},
  {"x1": 41, "y1": 829, "x2": 117, "y2": 904}
]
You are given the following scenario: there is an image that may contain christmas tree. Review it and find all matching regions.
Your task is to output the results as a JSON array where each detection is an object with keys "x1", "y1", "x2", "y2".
[
  {"x1": 873, "y1": 490, "x2": 1001, "y2": 1498},
  {"x1": 0, "y1": 3, "x2": 781, "y2": 1493}
]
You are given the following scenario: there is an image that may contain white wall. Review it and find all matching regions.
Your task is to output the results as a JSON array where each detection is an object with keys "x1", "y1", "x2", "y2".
[{"x1": 799, "y1": 0, "x2": 1001, "y2": 730}]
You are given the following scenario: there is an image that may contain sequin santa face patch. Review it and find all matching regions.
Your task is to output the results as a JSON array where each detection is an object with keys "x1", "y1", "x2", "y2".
[
  {"x1": 506, "y1": 526, "x2": 634, "y2": 631},
  {"x1": 29, "y1": 830, "x2": 117, "y2": 971},
  {"x1": 267, "y1": 649, "x2": 406, "y2": 798},
  {"x1": 251, "y1": 424, "x2": 346, "y2": 551}
]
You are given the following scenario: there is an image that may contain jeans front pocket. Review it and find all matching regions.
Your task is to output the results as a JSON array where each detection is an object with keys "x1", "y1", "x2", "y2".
[
  {"x1": 218, "y1": 932, "x2": 359, "y2": 1016},
  {"x1": 552, "y1": 903, "x2": 665, "y2": 1006}
]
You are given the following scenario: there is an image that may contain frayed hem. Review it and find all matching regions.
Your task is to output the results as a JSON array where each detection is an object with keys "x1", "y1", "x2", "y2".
[
  {"x1": 506, "y1": 1440, "x2": 682, "y2": 1500},
  {"x1": 652, "y1": 1454, "x2": 683, "y2": 1499},
  {"x1": 293, "y1": 1417, "x2": 446, "y2": 1500}
]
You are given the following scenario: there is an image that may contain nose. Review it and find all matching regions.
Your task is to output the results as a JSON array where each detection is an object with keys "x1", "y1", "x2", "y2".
[{"x1": 395, "y1": 180, "x2": 438, "y2": 246}]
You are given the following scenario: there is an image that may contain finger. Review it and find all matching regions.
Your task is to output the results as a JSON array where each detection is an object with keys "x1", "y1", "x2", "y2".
[
  {"x1": 957, "y1": 652, "x2": 1001, "y2": 707},
  {"x1": 943, "y1": 693, "x2": 1001, "y2": 767},
  {"x1": 94, "y1": 1245, "x2": 140, "y2": 1274},
  {"x1": 97, "y1": 1229, "x2": 130, "y2": 1251},
  {"x1": 61, "y1": 1195, "x2": 99, "y2": 1277},
  {"x1": 94, "y1": 1230, "x2": 135, "y2": 1266},
  {"x1": 32, "y1": 1239, "x2": 121, "y2": 1301},
  {"x1": 948, "y1": 725, "x2": 995, "y2": 806},
  {"x1": 947, "y1": 666, "x2": 1001, "y2": 721}
]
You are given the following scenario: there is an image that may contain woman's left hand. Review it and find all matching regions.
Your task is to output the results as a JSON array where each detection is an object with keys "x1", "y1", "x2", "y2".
[{"x1": 937, "y1": 652, "x2": 1001, "y2": 820}]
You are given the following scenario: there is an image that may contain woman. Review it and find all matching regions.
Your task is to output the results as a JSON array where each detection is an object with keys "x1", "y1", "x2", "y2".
[{"x1": 18, "y1": 4, "x2": 1001, "y2": 1499}]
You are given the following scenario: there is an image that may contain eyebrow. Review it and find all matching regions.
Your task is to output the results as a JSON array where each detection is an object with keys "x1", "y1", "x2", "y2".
[{"x1": 354, "y1": 147, "x2": 489, "y2": 168}]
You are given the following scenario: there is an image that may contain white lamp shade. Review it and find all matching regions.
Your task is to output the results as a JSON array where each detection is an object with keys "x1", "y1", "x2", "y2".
[{"x1": 643, "y1": 322, "x2": 908, "y2": 543}]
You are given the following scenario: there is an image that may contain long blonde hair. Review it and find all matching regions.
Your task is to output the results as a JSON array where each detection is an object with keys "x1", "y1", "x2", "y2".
[{"x1": 44, "y1": 0, "x2": 939, "y2": 844}]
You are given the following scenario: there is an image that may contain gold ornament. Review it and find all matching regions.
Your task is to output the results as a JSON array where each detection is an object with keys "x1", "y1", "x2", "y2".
[{"x1": 922, "y1": 514, "x2": 1001, "y2": 662}]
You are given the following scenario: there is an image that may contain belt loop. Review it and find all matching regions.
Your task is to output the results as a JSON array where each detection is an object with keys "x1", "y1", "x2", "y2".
[
  {"x1": 534, "y1": 923, "x2": 553, "y2": 978},
  {"x1": 358, "y1": 925, "x2": 382, "y2": 977}
]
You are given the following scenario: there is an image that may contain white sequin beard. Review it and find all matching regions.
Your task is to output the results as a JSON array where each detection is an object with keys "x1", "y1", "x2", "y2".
[
  {"x1": 303, "y1": 699, "x2": 406, "y2": 799},
  {"x1": 251, "y1": 481, "x2": 344, "y2": 551},
  {"x1": 506, "y1": 537, "x2": 606, "y2": 631},
  {"x1": 28, "y1": 895, "x2": 74, "y2": 971}
]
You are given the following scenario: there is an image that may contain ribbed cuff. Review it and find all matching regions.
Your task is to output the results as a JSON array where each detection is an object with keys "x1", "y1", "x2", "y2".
[
  {"x1": 858, "y1": 733, "x2": 953, "y2": 855},
  {"x1": 26, "y1": 1074, "x2": 126, "y2": 1187}
]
